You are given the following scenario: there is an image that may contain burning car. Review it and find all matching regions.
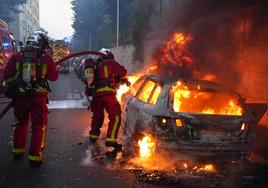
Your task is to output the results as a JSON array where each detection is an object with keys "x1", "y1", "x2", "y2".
[{"x1": 122, "y1": 75, "x2": 267, "y2": 160}]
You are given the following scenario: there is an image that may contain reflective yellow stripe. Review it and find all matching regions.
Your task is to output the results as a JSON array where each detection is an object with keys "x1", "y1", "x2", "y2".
[
  {"x1": 35, "y1": 87, "x2": 48, "y2": 92},
  {"x1": 106, "y1": 138, "x2": 117, "y2": 142},
  {"x1": 41, "y1": 64, "x2": 47, "y2": 79},
  {"x1": 106, "y1": 115, "x2": 119, "y2": 142},
  {"x1": 104, "y1": 66, "x2": 108, "y2": 78},
  {"x1": 84, "y1": 68, "x2": 93, "y2": 79},
  {"x1": 95, "y1": 87, "x2": 116, "y2": 93},
  {"x1": 13, "y1": 148, "x2": 25, "y2": 154},
  {"x1": 0, "y1": 53, "x2": 3, "y2": 66},
  {"x1": 16, "y1": 62, "x2": 20, "y2": 72},
  {"x1": 17, "y1": 87, "x2": 47, "y2": 93},
  {"x1": 4, "y1": 76, "x2": 16, "y2": 84},
  {"x1": 18, "y1": 87, "x2": 25, "y2": 92},
  {"x1": 89, "y1": 134, "x2": 98, "y2": 139},
  {"x1": 41, "y1": 125, "x2": 47, "y2": 149},
  {"x1": 29, "y1": 155, "x2": 42, "y2": 161}
]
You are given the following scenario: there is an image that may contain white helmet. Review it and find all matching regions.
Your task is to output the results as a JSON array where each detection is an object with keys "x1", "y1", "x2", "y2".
[
  {"x1": 99, "y1": 48, "x2": 114, "y2": 59},
  {"x1": 26, "y1": 37, "x2": 38, "y2": 47}
]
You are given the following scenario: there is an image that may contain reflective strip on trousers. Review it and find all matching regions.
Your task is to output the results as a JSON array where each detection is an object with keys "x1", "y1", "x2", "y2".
[
  {"x1": 106, "y1": 115, "x2": 119, "y2": 142},
  {"x1": 41, "y1": 125, "x2": 47, "y2": 149},
  {"x1": 13, "y1": 148, "x2": 25, "y2": 154},
  {"x1": 29, "y1": 155, "x2": 42, "y2": 161},
  {"x1": 89, "y1": 134, "x2": 99, "y2": 139}
]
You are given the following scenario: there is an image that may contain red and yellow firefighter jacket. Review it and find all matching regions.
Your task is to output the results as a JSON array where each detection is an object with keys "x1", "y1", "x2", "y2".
[
  {"x1": 3, "y1": 52, "x2": 58, "y2": 96},
  {"x1": 84, "y1": 58, "x2": 127, "y2": 97}
]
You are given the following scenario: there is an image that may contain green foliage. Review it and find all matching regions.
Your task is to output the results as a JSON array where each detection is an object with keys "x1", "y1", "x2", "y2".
[
  {"x1": 0, "y1": 0, "x2": 27, "y2": 22},
  {"x1": 72, "y1": 0, "x2": 135, "y2": 51}
]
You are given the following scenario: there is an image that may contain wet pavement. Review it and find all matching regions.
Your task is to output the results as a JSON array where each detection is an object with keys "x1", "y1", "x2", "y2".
[{"x1": 0, "y1": 71, "x2": 268, "y2": 188}]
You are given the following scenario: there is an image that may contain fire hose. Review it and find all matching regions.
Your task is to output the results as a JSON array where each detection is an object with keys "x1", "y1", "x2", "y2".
[{"x1": 0, "y1": 51, "x2": 129, "y2": 121}]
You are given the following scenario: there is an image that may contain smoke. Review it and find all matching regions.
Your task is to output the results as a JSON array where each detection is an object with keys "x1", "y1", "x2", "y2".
[{"x1": 150, "y1": 0, "x2": 268, "y2": 88}]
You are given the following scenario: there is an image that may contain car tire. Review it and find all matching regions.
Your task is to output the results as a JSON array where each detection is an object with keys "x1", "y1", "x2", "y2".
[{"x1": 124, "y1": 129, "x2": 144, "y2": 158}]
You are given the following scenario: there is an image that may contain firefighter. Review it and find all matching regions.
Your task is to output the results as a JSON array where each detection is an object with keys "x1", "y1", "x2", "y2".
[
  {"x1": 88, "y1": 48, "x2": 127, "y2": 151},
  {"x1": 3, "y1": 34, "x2": 58, "y2": 166}
]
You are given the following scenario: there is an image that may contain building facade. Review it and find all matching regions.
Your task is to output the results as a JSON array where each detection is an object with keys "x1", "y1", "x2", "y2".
[{"x1": 8, "y1": 0, "x2": 39, "y2": 45}]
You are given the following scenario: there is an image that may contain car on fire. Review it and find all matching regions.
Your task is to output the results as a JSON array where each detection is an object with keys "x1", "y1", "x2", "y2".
[{"x1": 122, "y1": 75, "x2": 267, "y2": 160}]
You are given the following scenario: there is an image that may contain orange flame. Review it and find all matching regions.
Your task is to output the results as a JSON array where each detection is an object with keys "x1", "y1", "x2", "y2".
[
  {"x1": 172, "y1": 80, "x2": 243, "y2": 115},
  {"x1": 202, "y1": 74, "x2": 217, "y2": 81},
  {"x1": 160, "y1": 32, "x2": 193, "y2": 66},
  {"x1": 150, "y1": 32, "x2": 194, "y2": 77},
  {"x1": 116, "y1": 75, "x2": 140, "y2": 102},
  {"x1": 138, "y1": 136, "x2": 156, "y2": 158}
]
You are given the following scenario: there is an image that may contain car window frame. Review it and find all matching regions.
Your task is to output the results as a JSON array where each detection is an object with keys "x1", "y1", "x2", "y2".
[
  {"x1": 132, "y1": 77, "x2": 147, "y2": 97},
  {"x1": 136, "y1": 78, "x2": 159, "y2": 105},
  {"x1": 147, "y1": 83, "x2": 161, "y2": 105}
]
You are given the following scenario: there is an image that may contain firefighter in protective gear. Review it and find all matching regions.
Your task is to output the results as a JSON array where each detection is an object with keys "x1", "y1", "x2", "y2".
[
  {"x1": 3, "y1": 35, "x2": 58, "y2": 166},
  {"x1": 87, "y1": 48, "x2": 127, "y2": 151}
]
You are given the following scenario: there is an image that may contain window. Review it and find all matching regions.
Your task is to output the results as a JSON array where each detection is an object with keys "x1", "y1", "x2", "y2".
[
  {"x1": 130, "y1": 77, "x2": 146, "y2": 96},
  {"x1": 2, "y1": 36, "x2": 11, "y2": 50},
  {"x1": 137, "y1": 80, "x2": 157, "y2": 103},
  {"x1": 148, "y1": 85, "x2": 161, "y2": 105}
]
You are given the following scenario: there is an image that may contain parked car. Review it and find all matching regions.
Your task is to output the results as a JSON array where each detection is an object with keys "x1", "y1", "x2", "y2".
[{"x1": 122, "y1": 75, "x2": 267, "y2": 160}]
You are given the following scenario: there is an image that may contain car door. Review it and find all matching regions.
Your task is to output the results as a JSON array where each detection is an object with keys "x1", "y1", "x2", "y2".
[
  {"x1": 125, "y1": 78, "x2": 158, "y2": 137},
  {"x1": 124, "y1": 77, "x2": 146, "y2": 137}
]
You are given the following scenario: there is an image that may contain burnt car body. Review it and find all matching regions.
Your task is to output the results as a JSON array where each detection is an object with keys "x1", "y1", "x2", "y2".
[{"x1": 122, "y1": 75, "x2": 267, "y2": 160}]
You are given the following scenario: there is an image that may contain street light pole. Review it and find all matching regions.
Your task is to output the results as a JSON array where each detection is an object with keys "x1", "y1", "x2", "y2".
[{"x1": 116, "y1": 0, "x2": 119, "y2": 48}]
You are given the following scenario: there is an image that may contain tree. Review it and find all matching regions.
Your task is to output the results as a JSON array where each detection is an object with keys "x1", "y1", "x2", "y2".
[
  {"x1": 71, "y1": 0, "x2": 135, "y2": 51},
  {"x1": 0, "y1": 0, "x2": 27, "y2": 22}
]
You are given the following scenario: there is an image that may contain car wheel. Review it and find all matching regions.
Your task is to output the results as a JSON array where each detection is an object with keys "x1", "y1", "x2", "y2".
[{"x1": 124, "y1": 129, "x2": 144, "y2": 158}]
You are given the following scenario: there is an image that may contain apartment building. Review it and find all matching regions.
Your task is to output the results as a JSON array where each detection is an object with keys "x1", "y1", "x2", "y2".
[{"x1": 8, "y1": 0, "x2": 40, "y2": 45}]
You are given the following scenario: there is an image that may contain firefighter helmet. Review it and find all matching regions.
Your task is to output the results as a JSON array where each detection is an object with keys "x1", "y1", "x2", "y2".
[
  {"x1": 26, "y1": 37, "x2": 38, "y2": 47},
  {"x1": 99, "y1": 48, "x2": 114, "y2": 59}
]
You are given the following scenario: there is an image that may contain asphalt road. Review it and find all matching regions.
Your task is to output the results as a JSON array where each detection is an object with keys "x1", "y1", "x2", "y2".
[{"x1": 0, "y1": 70, "x2": 268, "y2": 188}]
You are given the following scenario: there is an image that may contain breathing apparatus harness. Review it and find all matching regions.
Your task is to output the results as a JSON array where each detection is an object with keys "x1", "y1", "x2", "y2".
[
  {"x1": 4, "y1": 35, "x2": 51, "y2": 98},
  {"x1": 18, "y1": 45, "x2": 50, "y2": 95},
  {"x1": 88, "y1": 57, "x2": 130, "y2": 93}
]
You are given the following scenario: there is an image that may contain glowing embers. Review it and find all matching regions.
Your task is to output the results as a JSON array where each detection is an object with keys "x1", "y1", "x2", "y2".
[
  {"x1": 138, "y1": 136, "x2": 156, "y2": 158},
  {"x1": 172, "y1": 80, "x2": 243, "y2": 115},
  {"x1": 183, "y1": 162, "x2": 216, "y2": 173}
]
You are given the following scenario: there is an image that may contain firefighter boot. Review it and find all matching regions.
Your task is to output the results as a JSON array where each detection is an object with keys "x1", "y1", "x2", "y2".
[
  {"x1": 13, "y1": 153, "x2": 24, "y2": 160},
  {"x1": 105, "y1": 142, "x2": 123, "y2": 152},
  {"x1": 29, "y1": 160, "x2": 43, "y2": 167}
]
